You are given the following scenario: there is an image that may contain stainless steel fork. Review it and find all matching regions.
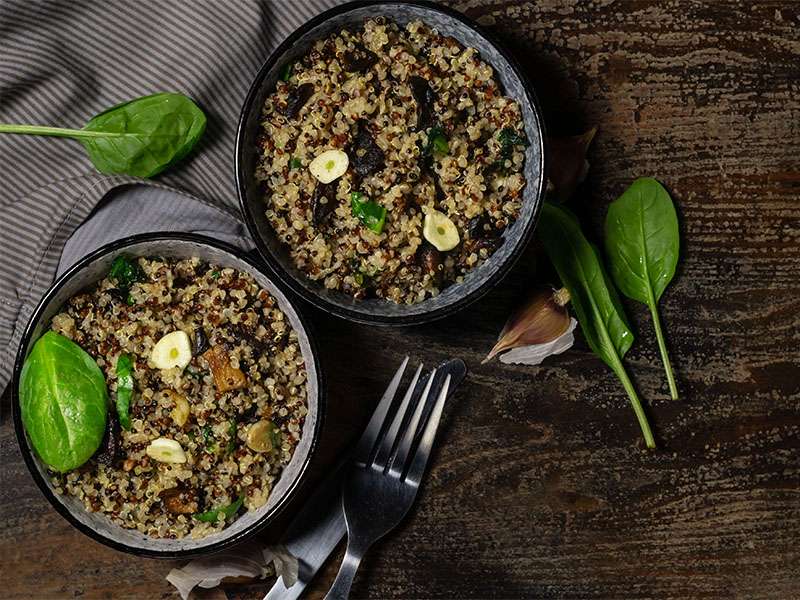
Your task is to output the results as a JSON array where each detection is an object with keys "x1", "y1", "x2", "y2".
[{"x1": 324, "y1": 360, "x2": 453, "y2": 600}]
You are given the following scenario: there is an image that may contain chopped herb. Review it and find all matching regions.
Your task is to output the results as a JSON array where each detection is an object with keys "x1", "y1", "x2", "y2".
[
  {"x1": 498, "y1": 127, "x2": 529, "y2": 148},
  {"x1": 210, "y1": 270, "x2": 221, "y2": 280},
  {"x1": 353, "y1": 272, "x2": 365, "y2": 287},
  {"x1": 493, "y1": 127, "x2": 529, "y2": 172},
  {"x1": 280, "y1": 62, "x2": 294, "y2": 82},
  {"x1": 350, "y1": 192, "x2": 387, "y2": 234},
  {"x1": 289, "y1": 157, "x2": 302, "y2": 169},
  {"x1": 194, "y1": 494, "x2": 244, "y2": 522},
  {"x1": 269, "y1": 424, "x2": 283, "y2": 449},
  {"x1": 126, "y1": 293, "x2": 135, "y2": 306},
  {"x1": 202, "y1": 425, "x2": 216, "y2": 451},
  {"x1": 227, "y1": 419, "x2": 238, "y2": 455},
  {"x1": 424, "y1": 126, "x2": 449, "y2": 156}
]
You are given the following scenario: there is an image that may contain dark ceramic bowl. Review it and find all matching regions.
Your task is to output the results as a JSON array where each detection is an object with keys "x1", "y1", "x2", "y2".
[
  {"x1": 236, "y1": 0, "x2": 546, "y2": 325},
  {"x1": 12, "y1": 233, "x2": 324, "y2": 558}
]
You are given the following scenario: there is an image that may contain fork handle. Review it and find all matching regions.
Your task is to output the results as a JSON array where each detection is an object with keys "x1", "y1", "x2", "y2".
[{"x1": 324, "y1": 542, "x2": 365, "y2": 600}]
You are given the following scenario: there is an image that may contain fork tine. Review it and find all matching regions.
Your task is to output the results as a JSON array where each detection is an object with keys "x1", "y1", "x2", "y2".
[
  {"x1": 404, "y1": 374, "x2": 450, "y2": 487},
  {"x1": 353, "y1": 356, "x2": 409, "y2": 466},
  {"x1": 387, "y1": 369, "x2": 439, "y2": 478},
  {"x1": 372, "y1": 364, "x2": 425, "y2": 469}
]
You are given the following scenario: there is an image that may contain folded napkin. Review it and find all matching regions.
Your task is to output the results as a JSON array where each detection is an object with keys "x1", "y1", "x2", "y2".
[{"x1": 0, "y1": 0, "x2": 343, "y2": 393}]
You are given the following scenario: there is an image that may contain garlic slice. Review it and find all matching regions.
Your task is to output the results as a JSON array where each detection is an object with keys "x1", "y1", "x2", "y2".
[
  {"x1": 151, "y1": 330, "x2": 192, "y2": 370},
  {"x1": 423, "y1": 210, "x2": 460, "y2": 251},
  {"x1": 309, "y1": 149, "x2": 349, "y2": 183},
  {"x1": 146, "y1": 438, "x2": 187, "y2": 463}
]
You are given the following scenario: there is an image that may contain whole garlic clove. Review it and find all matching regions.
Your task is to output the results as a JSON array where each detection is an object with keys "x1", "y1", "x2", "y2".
[
  {"x1": 483, "y1": 286, "x2": 572, "y2": 364},
  {"x1": 151, "y1": 331, "x2": 192, "y2": 370}
]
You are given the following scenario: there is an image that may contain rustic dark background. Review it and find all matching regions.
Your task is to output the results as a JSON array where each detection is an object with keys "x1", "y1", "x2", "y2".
[{"x1": 2, "y1": 0, "x2": 799, "y2": 598}]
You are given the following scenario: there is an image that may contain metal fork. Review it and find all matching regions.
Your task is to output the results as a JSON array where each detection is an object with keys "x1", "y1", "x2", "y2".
[{"x1": 324, "y1": 359, "x2": 453, "y2": 600}]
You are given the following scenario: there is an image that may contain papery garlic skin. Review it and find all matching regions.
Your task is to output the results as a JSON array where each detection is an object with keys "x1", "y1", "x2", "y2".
[
  {"x1": 499, "y1": 318, "x2": 577, "y2": 366},
  {"x1": 483, "y1": 286, "x2": 571, "y2": 364}
]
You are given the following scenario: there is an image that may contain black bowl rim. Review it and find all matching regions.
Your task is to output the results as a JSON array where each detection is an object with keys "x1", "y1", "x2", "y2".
[
  {"x1": 11, "y1": 231, "x2": 326, "y2": 558},
  {"x1": 235, "y1": 0, "x2": 547, "y2": 326}
]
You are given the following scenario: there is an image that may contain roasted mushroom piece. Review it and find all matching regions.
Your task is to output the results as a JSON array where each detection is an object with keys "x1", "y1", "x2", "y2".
[
  {"x1": 409, "y1": 76, "x2": 436, "y2": 131},
  {"x1": 342, "y1": 45, "x2": 378, "y2": 72},
  {"x1": 350, "y1": 121, "x2": 385, "y2": 177},
  {"x1": 159, "y1": 486, "x2": 199, "y2": 515},
  {"x1": 311, "y1": 181, "x2": 339, "y2": 226},
  {"x1": 95, "y1": 411, "x2": 121, "y2": 466},
  {"x1": 203, "y1": 345, "x2": 247, "y2": 393},
  {"x1": 418, "y1": 242, "x2": 443, "y2": 287},
  {"x1": 466, "y1": 215, "x2": 504, "y2": 253},
  {"x1": 283, "y1": 83, "x2": 314, "y2": 119},
  {"x1": 192, "y1": 327, "x2": 209, "y2": 356}
]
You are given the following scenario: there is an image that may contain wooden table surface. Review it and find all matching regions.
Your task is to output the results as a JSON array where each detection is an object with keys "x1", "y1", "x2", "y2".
[{"x1": 2, "y1": 1, "x2": 799, "y2": 598}]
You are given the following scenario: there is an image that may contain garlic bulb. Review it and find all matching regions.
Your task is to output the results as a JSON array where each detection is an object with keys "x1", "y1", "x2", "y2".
[{"x1": 483, "y1": 286, "x2": 572, "y2": 364}]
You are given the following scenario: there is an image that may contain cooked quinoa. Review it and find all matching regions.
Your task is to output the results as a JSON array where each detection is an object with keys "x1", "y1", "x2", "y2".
[
  {"x1": 47, "y1": 256, "x2": 307, "y2": 539},
  {"x1": 256, "y1": 18, "x2": 528, "y2": 304}
]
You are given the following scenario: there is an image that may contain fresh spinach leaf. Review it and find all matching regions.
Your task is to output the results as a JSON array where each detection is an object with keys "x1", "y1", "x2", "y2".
[
  {"x1": 194, "y1": 494, "x2": 244, "y2": 522},
  {"x1": 115, "y1": 354, "x2": 134, "y2": 430},
  {"x1": 538, "y1": 203, "x2": 656, "y2": 448},
  {"x1": 227, "y1": 418, "x2": 238, "y2": 455},
  {"x1": 351, "y1": 192, "x2": 387, "y2": 234},
  {"x1": 424, "y1": 127, "x2": 449, "y2": 156},
  {"x1": 19, "y1": 331, "x2": 109, "y2": 471},
  {"x1": 605, "y1": 178, "x2": 680, "y2": 400},
  {"x1": 493, "y1": 127, "x2": 529, "y2": 171},
  {"x1": 109, "y1": 255, "x2": 143, "y2": 289},
  {"x1": 0, "y1": 93, "x2": 206, "y2": 178},
  {"x1": 280, "y1": 62, "x2": 294, "y2": 82},
  {"x1": 498, "y1": 127, "x2": 529, "y2": 148}
]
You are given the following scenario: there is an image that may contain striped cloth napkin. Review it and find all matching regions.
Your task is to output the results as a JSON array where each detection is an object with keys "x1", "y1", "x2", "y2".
[{"x1": 0, "y1": 0, "x2": 343, "y2": 394}]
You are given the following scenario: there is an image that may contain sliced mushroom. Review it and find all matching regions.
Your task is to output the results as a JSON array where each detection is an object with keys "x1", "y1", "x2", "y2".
[
  {"x1": 409, "y1": 76, "x2": 436, "y2": 131},
  {"x1": 95, "y1": 411, "x2": 121, "y2": 467},
  {"x1": 203, "y1": 345, "x2": 247, "y2": 393},
  {"x1": 418, "y1": 243, "x2": 443, "y2": 287},
  {"x1": 159, "y1": 486, "x2": 199, "y2": 515},
  {"x1": 350, "y1": 121, "x2": 385, "y2": 177},
  {"x1": 312, "y1": 181, "x2": 339, "y2": 226},
  {"x1": 192, "y1": 327, "x2": 209, "y2": 356},
  {"x1": 342, "y1": 45, "x2": 378, "y2": 72},
  {"x1": 283, "y1": 83, "x2": 315, "y2": 119}
]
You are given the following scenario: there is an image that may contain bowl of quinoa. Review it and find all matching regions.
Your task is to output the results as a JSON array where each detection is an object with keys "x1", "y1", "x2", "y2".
[
  {"x1": 237, "y1": 1, "x2": 546, "y2": 325},
  {"x1": 12, "y1": 233, "x2": 323, "y2": 557}
]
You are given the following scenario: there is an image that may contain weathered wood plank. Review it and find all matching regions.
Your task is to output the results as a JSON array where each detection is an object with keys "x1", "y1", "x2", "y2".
[{"x1": 1, "y1": 1, "x2": 799, "y2": 598}]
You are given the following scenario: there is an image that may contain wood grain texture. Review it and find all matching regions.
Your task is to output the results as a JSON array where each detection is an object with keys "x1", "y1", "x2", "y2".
[{"x1": 2, "y1": 1, "x2": 799, "y2": 598}]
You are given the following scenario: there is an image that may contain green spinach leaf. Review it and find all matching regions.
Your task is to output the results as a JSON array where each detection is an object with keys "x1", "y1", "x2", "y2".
[
  {"x1": 115, "y1": 354, "x2": 134, "y2": 430},
  {"x1": 605, "y1": 177, "x2": 680, "y2": 399},
  {"x1": 0, "y1": 93, "x2": 206, "y2": 178},
  {"x1": 109, "y1": 255, "x2": 143, "y2": 289},
  {"x1": 538, "y1": 203, "x2": 656, "y2": 448},
  {"x1": 20, "y1": 331, "x2": 108, "y2": 471}
]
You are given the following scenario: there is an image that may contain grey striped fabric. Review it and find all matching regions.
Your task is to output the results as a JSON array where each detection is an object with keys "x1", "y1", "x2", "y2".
[{"x1": 0, "y1": 0, "x2": 344, "y2": 392}]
